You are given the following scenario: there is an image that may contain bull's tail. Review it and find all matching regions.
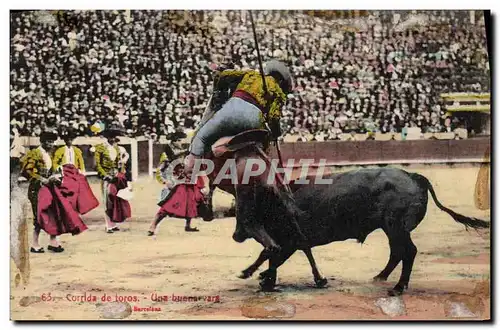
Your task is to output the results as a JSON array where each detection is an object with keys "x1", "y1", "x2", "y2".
[{"x1": 410, "y1": 173, "x2": 490, "y2": 229}]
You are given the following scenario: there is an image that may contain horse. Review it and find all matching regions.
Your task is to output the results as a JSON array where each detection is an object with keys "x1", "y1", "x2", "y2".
[{"x1": 191, "y1": 129, "x2": 307, "y2": 253}]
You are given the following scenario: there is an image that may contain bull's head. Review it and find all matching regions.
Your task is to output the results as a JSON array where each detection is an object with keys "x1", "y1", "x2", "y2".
[{"x1": 200, "y1": 129, "x2": 308, "y2": 249}]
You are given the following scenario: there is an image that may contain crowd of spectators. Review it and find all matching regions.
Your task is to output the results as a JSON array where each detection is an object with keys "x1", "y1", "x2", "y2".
[{"x1": 10, "y1": 10, "x2": 490, "y2": 141}]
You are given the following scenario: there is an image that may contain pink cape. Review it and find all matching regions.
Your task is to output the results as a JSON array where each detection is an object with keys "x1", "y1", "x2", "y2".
[
  {"x1": 157, "y1": 177, "x2": 205, "y2": 219},
  {"x1": 37, "y1": 184, "x2": 88, "y2": 236},
  {"x1": 106, "y1": 172, "x2": 131, "y2": 223},
  {"x1": 60, "y1": 165, "x2": 99, "y2": 215}
]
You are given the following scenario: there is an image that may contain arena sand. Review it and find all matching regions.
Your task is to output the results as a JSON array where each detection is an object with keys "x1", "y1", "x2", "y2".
[{"x1": 10, "y1": 165, "x2": 490, "y2": 320}]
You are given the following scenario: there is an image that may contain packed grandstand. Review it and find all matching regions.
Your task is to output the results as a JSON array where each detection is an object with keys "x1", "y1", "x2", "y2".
[{"x1": 10, "y1": 10, "x2": 490, "y2": 141}]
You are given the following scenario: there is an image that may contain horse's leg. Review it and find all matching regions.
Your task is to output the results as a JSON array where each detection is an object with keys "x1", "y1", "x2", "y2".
[
  {"x1": 260, "y1": 248, "x2": 296, "y2": 291},
  {"x1": 239, "y1": 249, "x2": 270, "y2": 279},
  {"x1": 303, "y1": 248, "x2": 328, "y2": 288},
  {"x1": 202, "y1": 184, "x2": 216, "y2": 221}
]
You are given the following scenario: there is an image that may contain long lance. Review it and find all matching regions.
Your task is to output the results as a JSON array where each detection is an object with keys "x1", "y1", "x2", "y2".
[
  {"x1": 248, "y1": 11, "x2": 288, "y2": 182},
  {"x1": 247, "y1": 11, "x2": 307, "y2": 247},
  {"x1": 248, "y1": 11, "x2": 268, "y2": 97}
]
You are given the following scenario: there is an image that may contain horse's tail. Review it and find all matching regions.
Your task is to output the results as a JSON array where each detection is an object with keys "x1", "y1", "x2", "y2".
[{"x1": 410, "y1": 173, "x2": 489, "y2": 229}]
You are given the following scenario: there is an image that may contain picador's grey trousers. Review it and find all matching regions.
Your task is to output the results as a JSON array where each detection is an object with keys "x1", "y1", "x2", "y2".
[{"x1": 189, "y1": 97, "x2": 262, "y2": 156}]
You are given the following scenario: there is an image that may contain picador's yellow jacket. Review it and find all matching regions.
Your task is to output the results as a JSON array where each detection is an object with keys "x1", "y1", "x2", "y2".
[
  {"x1": 214, "y1": 70, "x2": 287, "y2": 123},
  {"x1": 52, "y1": 145, "x2": 86, "y2": 172}
]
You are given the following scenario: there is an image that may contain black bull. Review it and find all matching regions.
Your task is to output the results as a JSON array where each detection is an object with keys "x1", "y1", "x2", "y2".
[{"x1": 217, "y1": 167, "x2": 489, "y2": 296}]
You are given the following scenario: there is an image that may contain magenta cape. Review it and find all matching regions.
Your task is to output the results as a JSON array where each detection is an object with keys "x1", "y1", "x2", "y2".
[
  {"x1": 157, "y1": 177, "x2": 205, "y2": 219},
  {"x1": 106, "y1": 172, "x2": 132, "y2": 223},
  {"x1": 60, "y1": 164, "x2": 99, "y2": 215}
]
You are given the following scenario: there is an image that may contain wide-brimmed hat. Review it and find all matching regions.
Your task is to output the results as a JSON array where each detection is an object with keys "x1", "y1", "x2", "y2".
[
  {"x1": 264, "y1": 59, "x2": 293, "y2": 94},
  {"x1": 102, "y1": 122, "x2": 126, "y2": 138},
  {"x1": 60, "y1": 128, "x2": 78, "y2": 141},
  {"x1": 39, "y1": 131, "x2": 58, "y2": 143}
]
